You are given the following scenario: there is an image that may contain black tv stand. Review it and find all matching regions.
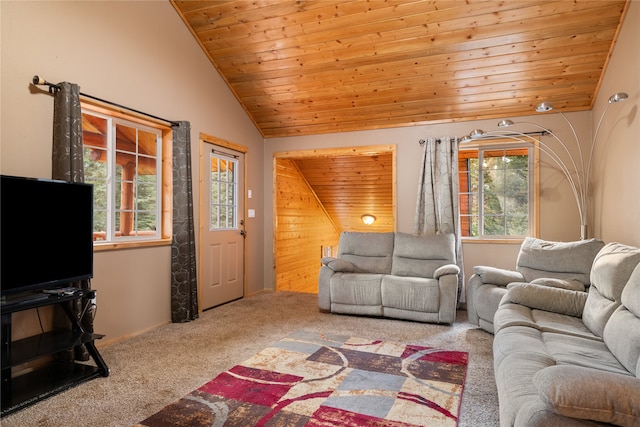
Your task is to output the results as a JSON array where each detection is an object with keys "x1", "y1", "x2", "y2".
[
  {"x1": 1, "y1": 289, "x2": 109, "y2": 417},
  {"x1": 1, "y1": 292, "x2": 51, "y2": 307}
]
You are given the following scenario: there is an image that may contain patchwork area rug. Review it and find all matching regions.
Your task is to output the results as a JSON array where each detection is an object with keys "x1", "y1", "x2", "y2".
[{"x1": 135, "y1": 330, "x2": 468, "y2": 427}]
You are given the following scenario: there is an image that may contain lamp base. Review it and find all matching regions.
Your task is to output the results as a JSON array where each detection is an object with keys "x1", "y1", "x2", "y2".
[{"x1": 581, "y1": 224, "x2": 588, "y2": 240}]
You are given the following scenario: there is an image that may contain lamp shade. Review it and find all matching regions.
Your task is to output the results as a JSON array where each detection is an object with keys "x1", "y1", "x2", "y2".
[
  {"x1": 361, "y1": 214, "x2": 376, "y2": 225},
  {"x1": 535, "y1": 102, "x2": 554, "y2": 112}
]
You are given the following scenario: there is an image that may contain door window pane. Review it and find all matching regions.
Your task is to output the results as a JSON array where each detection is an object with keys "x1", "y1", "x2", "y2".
[{"x1": 210, "y1": 152, "x2": 238, "y2": 230}]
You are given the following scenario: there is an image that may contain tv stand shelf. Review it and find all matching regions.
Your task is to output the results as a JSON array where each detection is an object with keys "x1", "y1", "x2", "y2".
[
  {"x1": 3, "y1": 330, "x2": 104, "y2": 367},
  {"x1": 1, "y1": 290, "x2": 109, "y2": 417}
]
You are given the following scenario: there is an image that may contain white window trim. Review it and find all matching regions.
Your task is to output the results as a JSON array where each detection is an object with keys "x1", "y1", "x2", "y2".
[
  {"x1": 110, "y1": 116, "x2": 162, "y2": 242},
  {"x1": 81, "y1": 102, "x2": 172, "y2": 251}
]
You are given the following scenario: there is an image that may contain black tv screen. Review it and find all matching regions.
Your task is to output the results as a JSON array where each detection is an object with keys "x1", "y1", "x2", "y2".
[{"x1": 1, "y1": 175, "x2": 94, "y2": 297}]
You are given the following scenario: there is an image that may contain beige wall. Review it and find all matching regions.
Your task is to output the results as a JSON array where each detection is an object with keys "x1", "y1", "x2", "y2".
[
  {"x1": 1, "y1": 1, "x2": 265, "y2": 344},
  {"x1": 591, "y1": 1, "x2": 640, "y2": 246},
  {"x1": 263, "y1": 111, "x2": 591, "y2": 291}
]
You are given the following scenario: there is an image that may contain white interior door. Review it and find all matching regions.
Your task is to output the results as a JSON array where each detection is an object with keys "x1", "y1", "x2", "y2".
[{"x1": 201, "y1": 142, "x2": 245, "y2": 309}]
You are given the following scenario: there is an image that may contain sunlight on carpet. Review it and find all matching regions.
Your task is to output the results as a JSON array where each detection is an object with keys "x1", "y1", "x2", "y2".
[{"x1": 135, "y1": 330, "x2": 468, "y2": 427}]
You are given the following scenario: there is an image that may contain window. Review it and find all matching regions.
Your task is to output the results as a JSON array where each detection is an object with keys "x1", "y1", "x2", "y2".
[
  {"x1": 209, "y1": 151, "x2": 238, "y2": 230},
  {"x1": 458, "y1": 142, "x2": 535, "y2": 238},
  {"x1": 81, "y1": 104, "x2": 172, "y2": 249}
]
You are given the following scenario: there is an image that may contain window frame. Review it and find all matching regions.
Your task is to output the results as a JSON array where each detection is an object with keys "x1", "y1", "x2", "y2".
[
  {"x1": 81, "y1": 100, "x2": 173, "y2": 251},
  {"x1": 458, "y1": 139, "x2": 539, "y2": 242}
]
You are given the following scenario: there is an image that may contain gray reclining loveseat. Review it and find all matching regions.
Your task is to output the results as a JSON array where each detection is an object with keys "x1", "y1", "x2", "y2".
[
  {"x1": 467, "y1": 237, "x2": 605, "y2": 333},
  {"x1": 318, "y1": 231, "x2": 460, "y2": 324}
]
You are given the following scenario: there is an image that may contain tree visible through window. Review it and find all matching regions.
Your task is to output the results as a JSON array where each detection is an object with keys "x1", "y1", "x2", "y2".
[
  {"x1": 81, "y1": 106, "x2": 170, "y2": 246},
  {"x1": 459, "y1": 144, "x2": 532, "y2": 238},
  {"x1": 209, "y1": 152, "x2": 238, "y2": 230}
]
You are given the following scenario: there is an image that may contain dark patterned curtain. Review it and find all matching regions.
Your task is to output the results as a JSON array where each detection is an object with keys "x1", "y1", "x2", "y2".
[
  {"x1": 51, "y1": 81, "x2": 94, "y2": 360},
  {"x1": 52, "y1": 82, "x2": 84, "y2": 182},
  {"x1": 171, "y1": 121, "x2": 199, "y2": 322}
]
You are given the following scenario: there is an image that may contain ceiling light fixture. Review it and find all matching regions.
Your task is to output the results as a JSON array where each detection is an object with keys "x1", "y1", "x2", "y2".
[
  {"x1": 608, "y1": 92, "x2": 628, "y2": 103},
  {"x1": 535, "y1": 102, "x2": 554, "y2": 113},
  {"x1": 361, "y1": 214, "x2": 376, "y2": 225},
  {"x1": 460, "y1": 92, "x2": 628, "y2": 240}
]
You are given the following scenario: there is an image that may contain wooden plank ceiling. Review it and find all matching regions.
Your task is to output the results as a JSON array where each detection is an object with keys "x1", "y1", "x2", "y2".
[
  {"x1": 292, "y1": 151, "x2": 394, "y2": 232},
  {"x1": 172, "y1": 0, "x2": 628, "y2": 138}
]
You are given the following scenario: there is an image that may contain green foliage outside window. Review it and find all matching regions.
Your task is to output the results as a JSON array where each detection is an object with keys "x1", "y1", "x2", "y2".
[
  {"x1": 210, "y1": 156, "x2": 237, "y2": 230},
  {"x1": 82, "y1": 111, "x2": 161, "y2": 241},
  {"x1": 460, "y1": 146, "x2": 530, "y2": 237}
]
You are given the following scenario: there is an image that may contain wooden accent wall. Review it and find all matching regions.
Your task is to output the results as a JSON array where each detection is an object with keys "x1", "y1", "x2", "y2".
[
  {"x1": 275, "y1": 159, "x2": 340, "y2": 293},
  {"x1": 293, "y1": 153, "x2": 394, "y2": 233}
]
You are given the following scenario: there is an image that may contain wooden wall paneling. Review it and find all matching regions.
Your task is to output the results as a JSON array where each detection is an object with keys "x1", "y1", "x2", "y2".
[
  {"x1": 293, "y1": 153, "x2": 395, "y2": 233},
  {"x1": 273, "y1": 145, "x2": 396, "y2": 293},
  {"x1": 275, "y1": 159, "x2": 340, "y2": 293}
]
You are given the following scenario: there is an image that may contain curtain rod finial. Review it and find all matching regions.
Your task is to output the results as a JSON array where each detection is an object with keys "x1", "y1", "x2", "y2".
[{"x1": 32, "y1": 75, "x2": 46, "y2": 85}]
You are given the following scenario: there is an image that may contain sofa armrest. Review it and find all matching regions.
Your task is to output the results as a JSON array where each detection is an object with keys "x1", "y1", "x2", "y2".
[
  {"x1": 503, "y1": 282, "x2": 587, "y2": 317},
  {"x1": 434, "y1": 264, "x2": 460, "y2": 279},
  {"x1": 321, "y1": 256, "x2": 335, "y2": 266},
  {"x1": 321, "y1": 257, "x2": 358, "y2": 273},
  {"x1": 533, "y1": 365, "x2": 640, "y2": 427},
  {"x1": 473, "y1": 265, "x2": 524, "y2": 286}
]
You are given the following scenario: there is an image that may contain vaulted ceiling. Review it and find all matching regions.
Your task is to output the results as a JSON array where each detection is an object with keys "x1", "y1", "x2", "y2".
[{"x1": 172, "y1": 0, "x2": 628, "y2": 138}]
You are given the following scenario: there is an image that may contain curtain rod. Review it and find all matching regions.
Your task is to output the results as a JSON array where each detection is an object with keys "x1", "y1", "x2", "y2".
[
  {"x1": 32, "y1": 75, "x2": 180, "y2": 127},
  {"x1": 211, "y1": 148, "x2": 239, "y2": 159},
  {"x1": 418, "y1": 138, "x2": 454, "y2": 145},
  {"x1": 418, "y1": 130, "x2": 549, "y2": 145},
  {"x1": 466, "y1": 130, "x2": 550, "y2": 140}
]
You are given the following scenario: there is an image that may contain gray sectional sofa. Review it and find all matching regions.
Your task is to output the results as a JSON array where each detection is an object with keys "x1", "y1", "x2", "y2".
[
  {"x1": 467, "y1": 237, "x2": 605, "y2": 333},
  {"x1": 493, "y1": 242, "x2": 640, "y2": 426},
  {"x1": 318, "y1": 231, "x2": 460, "y2": 324}
]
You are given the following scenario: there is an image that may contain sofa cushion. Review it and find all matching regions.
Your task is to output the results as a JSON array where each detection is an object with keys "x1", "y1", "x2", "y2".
[
  {"x1": 494, "y1": 303, "x2": 598, "y2": 340},
  {"x1": 517, "y1": 237, "x2": 605, "y2": 284},
  {"x1": 533, "y1": 366, "x2": 640, "y2": 427},
  {"x1": 530, "y1": 310, "x2": 596, "y2": 340},
  {"x1": 494, "y1": 347, "x2": 556, "y2": 426},
  {"x1": 543, "y1": 332, "x2": 630, "y2": 375},
  {"x1": 530, "y1": 277, "x2": 585, "y2": 292},
  {"x1": 391, "y1": 232, "x2": 455, "y2": 278},
  {"x1": 505, "y1": 283, "x2": 587, "y2": 318},
  {"x1": 337, "y1": 232, "x2": 395, "y2": 274},
  {"x1": 583, "y1": 243, "x2": 640, "y2": 337},
  {"x1": 381, "y1": 275, "x2": 440, "y2": 313},
  {"x1": 603, "y1": 263, "x2": 640, "y2": 376},
  {"x1": 493, "y1": 325, "x2": 551, "y2": 366},
  {"x1": 329, "y1": 273, "x2": 383, "y2": 307},
  {"x1": 604, "y1": 306, "x2": 640, "y2": 377},
  {"x1": 621, "y1": 263, "x2": 640, "y2": 317}
]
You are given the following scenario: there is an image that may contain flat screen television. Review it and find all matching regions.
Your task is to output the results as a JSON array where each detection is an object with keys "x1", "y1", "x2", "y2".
[{"x1": 1, "y1": 175, "x2": 94, "y2": 297}]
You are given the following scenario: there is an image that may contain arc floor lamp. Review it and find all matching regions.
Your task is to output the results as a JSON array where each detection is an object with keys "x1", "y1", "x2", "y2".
[{"x1": 461, "y1": 92, "x2": 628, "y2": 240}]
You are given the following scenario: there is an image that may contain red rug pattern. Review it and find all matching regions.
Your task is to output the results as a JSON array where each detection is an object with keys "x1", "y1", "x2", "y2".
[{"x1": 135, "y1": 330, "x2": 468, "y2": 427}]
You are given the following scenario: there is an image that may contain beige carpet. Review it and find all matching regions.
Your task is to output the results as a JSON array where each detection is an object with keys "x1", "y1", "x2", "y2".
[{"x1": 2, "y1": 292, "x2": 499, "y2": 427}]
